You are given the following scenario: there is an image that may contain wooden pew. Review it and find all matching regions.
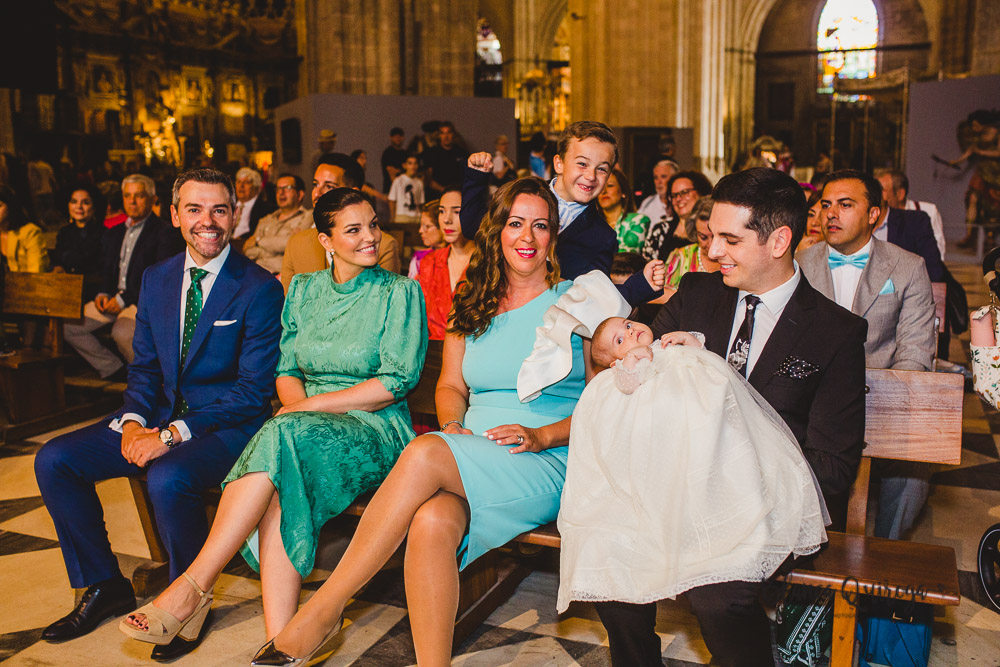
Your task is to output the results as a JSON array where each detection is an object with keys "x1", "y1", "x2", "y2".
[
  {"x1": 499, "y1": 369, "x2": 964, "y2": 666},
  {"x1": 0, "y1": 272, "x2": 84, "y2": 425},
  {"x1": 781, "y1": 369, "x2": 963, "y2": 665},
  {"x1": 128, "y1": 360, "x2": 964, "y2": 659}
]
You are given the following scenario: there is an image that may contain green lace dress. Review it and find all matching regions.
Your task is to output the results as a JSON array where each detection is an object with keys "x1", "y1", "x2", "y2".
[{"x1": 224, "y1": 266, "x2": 427, "y2": 578}]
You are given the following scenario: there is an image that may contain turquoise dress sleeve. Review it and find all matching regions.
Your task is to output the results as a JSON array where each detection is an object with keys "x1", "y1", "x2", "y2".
[
  {"x1": 275, "y1": 273, "x2": 305, "y2": 381},
  {"x1": 374, "y1": 278, "x2": 427, "y2": 399}
]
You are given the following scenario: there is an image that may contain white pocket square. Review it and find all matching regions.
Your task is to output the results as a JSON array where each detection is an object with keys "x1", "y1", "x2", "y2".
[{"x1": 213, "y1": 320, "x2": 238, "y2": 326}]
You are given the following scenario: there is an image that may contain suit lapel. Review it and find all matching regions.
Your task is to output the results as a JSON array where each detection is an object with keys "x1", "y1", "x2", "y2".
[
  {"x1": 182, "y1": 251, "x2": 243, "y2": 375},
  {"x1": 851, "y1": 239, "x2": 895, "y2": 317},
  {"x1": 748, "y1": 279, "x2": 814, "y2": 389},
  {"x1": 807, "y1": 243, "x2": 836, "y2": 299},
  {"x1": 706, "y1": 283, "x2": 739, "y2": 357},
  {"x1": 154, "y1": 254, "x2": 184, "y2": 379}
]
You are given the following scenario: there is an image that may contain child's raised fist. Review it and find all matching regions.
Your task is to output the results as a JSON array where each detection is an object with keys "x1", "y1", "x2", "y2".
[
  {"x1": 467, "y1": 152, "x2": 494, "y2": 173},
  {"x1": 643, "y1": 259, "x2": 665, "y2": 291}
]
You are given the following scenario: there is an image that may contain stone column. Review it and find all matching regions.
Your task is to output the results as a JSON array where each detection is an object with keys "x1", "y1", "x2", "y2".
[
  {"x1": 0, "y1": 89, "x2": 13, "y2": 155},
  {"x1": 971, "y1": 0, "x2": 1000, "y2": 75},
  {"x1": 299, "y1": 0, "x2": 402, "y2": 96},
  {"x1": 414, "y1": 0, "x2": 477, "y2": 96},
  {"x1": 568, "y1": 0, "x2": 680, "y2": 126}
]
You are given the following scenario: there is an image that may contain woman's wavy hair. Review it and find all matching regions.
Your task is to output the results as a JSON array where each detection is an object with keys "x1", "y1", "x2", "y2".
[{"x1": 448, "y1": 177, "x2": 560, "y2": 338}]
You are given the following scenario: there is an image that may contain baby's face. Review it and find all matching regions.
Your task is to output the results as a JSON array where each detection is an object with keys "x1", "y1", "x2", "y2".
[{"x1": 597, "y1": 317, "x2": 654, "y2": 360}]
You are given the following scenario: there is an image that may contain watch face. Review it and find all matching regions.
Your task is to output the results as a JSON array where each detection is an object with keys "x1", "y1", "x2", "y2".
[{"x1": 159, "y1": 429, "x2": 172, "y2": 445}]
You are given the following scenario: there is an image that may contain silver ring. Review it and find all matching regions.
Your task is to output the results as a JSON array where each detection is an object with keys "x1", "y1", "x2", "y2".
[{"x1": 516, "y1": 435, "x2": 524, "y2": 444}]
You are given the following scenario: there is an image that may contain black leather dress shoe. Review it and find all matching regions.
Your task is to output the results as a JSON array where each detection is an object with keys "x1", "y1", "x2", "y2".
[
  {"x1": 150, "y1": 610, "x2": 213, "y2": 662},
  {"x1": 42, "y1": 578, "x2": 136, "y2": 642}
]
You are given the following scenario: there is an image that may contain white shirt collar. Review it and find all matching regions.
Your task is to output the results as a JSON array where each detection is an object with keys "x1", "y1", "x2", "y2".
[
  {"x1": 548, "y1": 178, "x2": 587, "y2": 231},
  {"x1": 837, "y1": 237, "x2": 873, "y2": 259},
  {"x1": 738, "y1": 261, "x2": 801, "y2": 315},
  {"x1": 125, "y1": 213, "x2": 150, "y2": 229},
  {"x1": 183, "y1": 243, "x2": 231, "y2": 276}
]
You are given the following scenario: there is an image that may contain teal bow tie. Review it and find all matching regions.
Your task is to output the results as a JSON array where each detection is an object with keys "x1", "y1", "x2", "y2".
[{"x1": 828, "y1": 249, "x2": 869, "y2": 270}]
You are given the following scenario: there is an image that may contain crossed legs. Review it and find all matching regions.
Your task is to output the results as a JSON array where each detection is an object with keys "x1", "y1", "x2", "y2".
[
  {"x1": 126, "y1": 471, "x2": 301, "y2": 637},
  {"x1": 269, "y1": 434, "x2": 468, "y2": 666}
]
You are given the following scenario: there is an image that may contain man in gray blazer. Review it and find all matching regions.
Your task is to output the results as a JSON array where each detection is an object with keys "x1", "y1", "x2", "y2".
[{"x1": 798, "y1": 169, "x2": 936, "y2": 539}]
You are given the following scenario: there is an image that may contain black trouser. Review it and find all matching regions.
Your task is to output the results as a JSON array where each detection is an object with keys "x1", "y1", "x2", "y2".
[{"x1": 595, "y1": 580, "x2": 773, "y2": 667}]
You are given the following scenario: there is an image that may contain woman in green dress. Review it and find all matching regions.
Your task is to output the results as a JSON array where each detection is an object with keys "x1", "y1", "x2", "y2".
[{"x1": 120, "y1": 187, "x2": 427, "y2": 646}]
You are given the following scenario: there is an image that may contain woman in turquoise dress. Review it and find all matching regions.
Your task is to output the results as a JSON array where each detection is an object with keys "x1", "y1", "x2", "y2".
[
  {"x1": 252, "y1": 177, "x2": 596, "y2": 666},
  {"x1": 121, "y1": 188, "x2": 427, "y2": 647}
]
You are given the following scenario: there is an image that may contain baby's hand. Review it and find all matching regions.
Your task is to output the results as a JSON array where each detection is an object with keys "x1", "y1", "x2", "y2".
[
  {"x1": 621, "y1": 345, "x2": 653, "y2": 370},
  {"x1": 467, "y1": 152, "x2": 494, "y2": 173},
  {"x1": 642, "y1": 259, "x2": 665, "y2": 291},
  {"x1": 660, "y1": 331, "x2": 703, "y2": 348}
]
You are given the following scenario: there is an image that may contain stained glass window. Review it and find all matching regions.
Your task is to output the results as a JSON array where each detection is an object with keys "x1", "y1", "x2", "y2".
[{"x1": 817, "y1": 0, "x2": 878, "y2": 95}]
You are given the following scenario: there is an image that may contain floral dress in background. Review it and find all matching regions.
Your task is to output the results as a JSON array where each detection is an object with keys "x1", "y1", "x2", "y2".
[{"x1": 614, "y1": 212, "x2": 651, "y2": 254}]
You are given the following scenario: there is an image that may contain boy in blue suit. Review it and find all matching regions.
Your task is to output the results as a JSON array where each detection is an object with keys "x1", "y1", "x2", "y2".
[{"x1": 34, "y1": 169, "x2": 284, "y2": 649}]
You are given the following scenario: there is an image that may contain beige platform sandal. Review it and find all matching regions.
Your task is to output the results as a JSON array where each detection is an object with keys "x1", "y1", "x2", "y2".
[{"x1": 118, "y1": 572, "x2": 213, "y2": 646}]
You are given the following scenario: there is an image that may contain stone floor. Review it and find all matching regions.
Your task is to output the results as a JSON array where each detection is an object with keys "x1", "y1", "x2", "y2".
[{"x1": 1, "y1": 257, "x2": 999, "y2": 665}]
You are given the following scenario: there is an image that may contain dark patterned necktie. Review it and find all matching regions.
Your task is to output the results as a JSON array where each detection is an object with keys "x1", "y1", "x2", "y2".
[
  {"x1": 728, "y1": 295, "x2": 762, "y2": 377},
  {"x1": 175, "y1": 267, "x2": 208, "y2": 418}
]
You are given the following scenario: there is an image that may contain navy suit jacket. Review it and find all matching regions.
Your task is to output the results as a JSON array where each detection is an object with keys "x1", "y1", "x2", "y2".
[
  {"x1": 885, "y1": 208, "x2": 946, "y2": 282},
  {"x1": 118, "y1": 248, "x2": 284, "y2": 450},
  {"x1": 99, "y1": 214, "x2": 185, "y2": 307},
  {"x1": 460, "y1": 166, "x2": 657, "y2": 306}
]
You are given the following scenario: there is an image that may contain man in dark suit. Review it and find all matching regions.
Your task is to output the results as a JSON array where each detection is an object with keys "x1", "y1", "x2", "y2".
[
  {"x1": 876, "y1": 203, "x2": 946, "y2": 282},
  {"x1": 233, "y1": 167, "x2": 276, "y2": 241},
  {"x1": 64, "y1": 174, "x2": 184, "y2": 379},
  {"x1": 593, "y1": 168, "x2": 868, "y2": 667},
  {"x1": 34, "y1": 169, "x2": 283, "y2": 654}
]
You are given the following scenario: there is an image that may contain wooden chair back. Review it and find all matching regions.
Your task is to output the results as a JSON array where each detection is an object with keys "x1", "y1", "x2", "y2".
[
  {"x1": 3, "y1": 271, "x2": 84, "y2": 319},
  {"x1": 845, "y1": 368, "x2": 964, "y2": 534},
  {"x1": 2, "y1": 272, "x2": 84, "y2": 355}
]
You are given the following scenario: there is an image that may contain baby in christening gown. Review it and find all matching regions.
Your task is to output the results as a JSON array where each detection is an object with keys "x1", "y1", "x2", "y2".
[{"x1": 555, "y1": 316, "x2": 829, "y2": 613}]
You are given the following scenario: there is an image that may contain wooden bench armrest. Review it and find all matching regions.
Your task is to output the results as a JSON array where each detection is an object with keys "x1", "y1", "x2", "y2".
[{"x1": 780, "y1": 532, "x2": 960, "y2": 606}]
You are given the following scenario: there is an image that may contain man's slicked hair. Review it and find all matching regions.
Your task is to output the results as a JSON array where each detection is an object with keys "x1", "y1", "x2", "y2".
[
  {"x1": 556, "y1": 120, "x2": 619, "y2": 167},
  {"x1": 317, "y1": 152, "x2": 365, "y2": 189},
  {"x1": 172, "y1": 169, "x2": 237, "y2": 210},
  {"x1": 822, "y1": 169, "x2": 883, "y2": 211},
  {"x1": 712, "y1": 167, "x2": 807, "y2": 251}
]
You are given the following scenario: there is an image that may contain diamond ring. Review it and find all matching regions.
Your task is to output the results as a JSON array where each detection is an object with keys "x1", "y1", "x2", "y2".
[{"x1": 516, "y1": 435, "x2": 524, "y2": 444}]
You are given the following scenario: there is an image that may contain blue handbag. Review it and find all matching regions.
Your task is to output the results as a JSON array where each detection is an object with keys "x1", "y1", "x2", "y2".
[{"x1": 856, "y1": 600, "x2": 932, "y2": 667}]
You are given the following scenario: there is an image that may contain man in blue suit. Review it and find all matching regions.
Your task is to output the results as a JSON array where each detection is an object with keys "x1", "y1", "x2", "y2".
[{"x1": 34, "y1": 169, "x2": 284, "y2": 650}]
